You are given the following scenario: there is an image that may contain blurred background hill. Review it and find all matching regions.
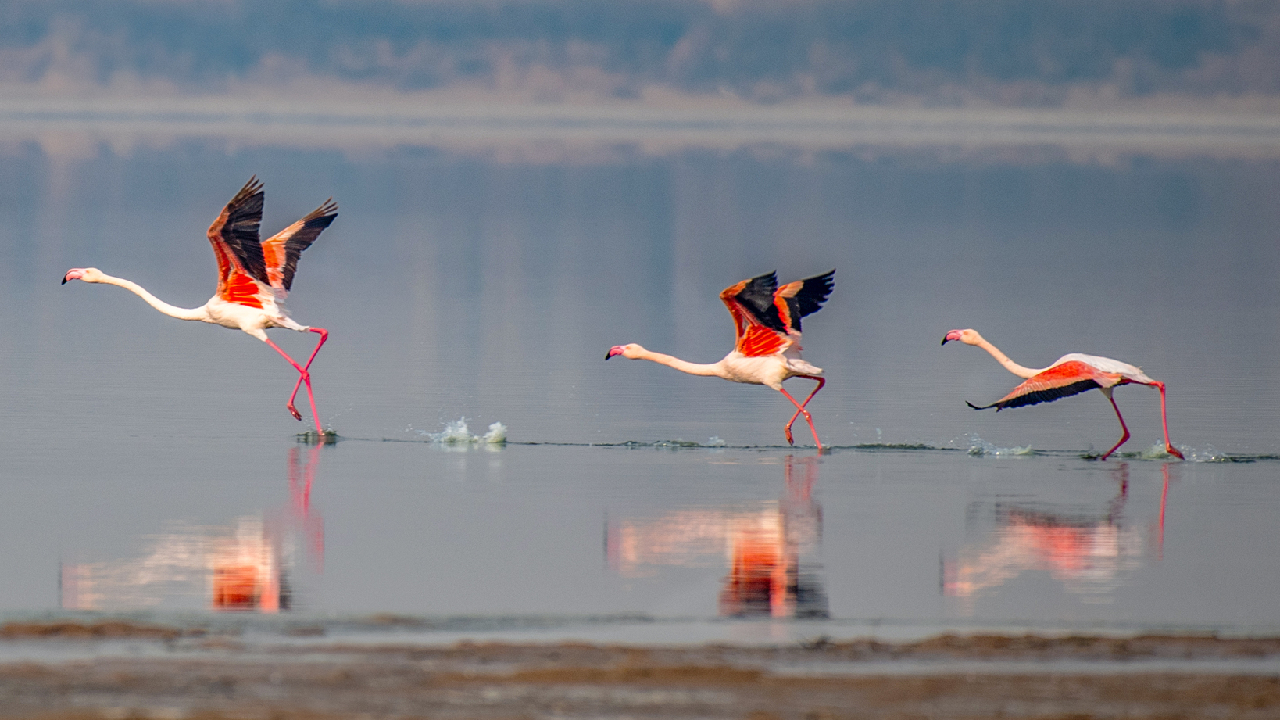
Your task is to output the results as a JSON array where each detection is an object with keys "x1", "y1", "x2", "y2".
[{"x1": 2, "y1": 0, "x2": 1278, "y2": 111}]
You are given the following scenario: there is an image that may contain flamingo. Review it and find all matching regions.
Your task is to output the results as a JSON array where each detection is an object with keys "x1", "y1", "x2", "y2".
[
  {"x1": 62, "y1": 177, "x2": 337, "y2": 435},
  {"x1": 607, "y1": 270, "x2": 834, "y2": 450},
  {"x1": 941, "y1": 328, "x2": 1183, "y2": 460}
]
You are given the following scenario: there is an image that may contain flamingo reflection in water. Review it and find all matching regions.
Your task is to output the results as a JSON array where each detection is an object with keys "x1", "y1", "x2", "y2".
[
  {"x1": 943, "y1": 463, "x2": 1173, "y2": 603},
  {"x1": 607, "y1": 456, "x2": 827, "y2": 618},
  {"x1": 62, "y1": 446, "x2": 324, "y2": 613}
]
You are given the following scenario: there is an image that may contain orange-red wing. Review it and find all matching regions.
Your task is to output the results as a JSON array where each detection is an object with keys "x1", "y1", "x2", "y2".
[
  {"x1": 261, "y1": 199, "x2": 338, "y2": 292},
  {"x1": 738, "y1": 323, "x2": 789, "y2": 357},
  {"x1": 221, "y1": 272, "x2": 265, "y2": 309},
  {"x1": 719, "y1": 279, "x2": 753, "y2": 344},
  {"x1": 983, "y1": 361, "x2": 1122, "y2": 410},
  {"x1": 206, "y1": 177, "x2": 268, "y2": 298},
  {"x1": 720, "y1": 271, "x2": 791, "y2": 354}
]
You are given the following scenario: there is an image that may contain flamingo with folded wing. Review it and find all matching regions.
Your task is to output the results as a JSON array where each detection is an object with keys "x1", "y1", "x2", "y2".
[{"x1": 941, "y1": 328, "x2": 1182, "y2": 460}]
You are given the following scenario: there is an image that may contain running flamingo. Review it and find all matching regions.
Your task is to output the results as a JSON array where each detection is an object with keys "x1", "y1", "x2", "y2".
[
  {"x1": 941, "y1": 328, "x2": 1183, "y2": 460},
  {"x1": 62, "y1": 177, "x2": 337, "y2": 434},
  {"x1": 607, "y1": 270, "x2": 834, "y2": 450}
]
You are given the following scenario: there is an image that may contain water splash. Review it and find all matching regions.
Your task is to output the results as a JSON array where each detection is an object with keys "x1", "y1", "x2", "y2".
[
  {"x1": 422, "y1": 419, "x2": 508, "y2": 446},
  {"x1": 705, "y1": 436, "x2": 727, "y2": 447},
  {"x1": 967, "y1": 436, "x2": 1036, "y2": 457},
  {"x1": 482, "y1": 422, "x2": 508, "y2": 444}
]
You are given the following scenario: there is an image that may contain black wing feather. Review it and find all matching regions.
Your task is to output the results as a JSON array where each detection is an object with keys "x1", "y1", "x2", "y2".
[
  {"x1": 279, "y1": 199, "x2": 338, "y2": 291},
  {"x1": 734, "y1": 271, "x2": 786, "y2": 333},
  {"x1": 220, "y1": 177, "x2": 268, "y2": 285},
  {"x1": 784, "y1": 269, "x2": 835, "y2": 333},
  {"x1": 967, "y1": 379, "x2": 1102, "y2": 411}
]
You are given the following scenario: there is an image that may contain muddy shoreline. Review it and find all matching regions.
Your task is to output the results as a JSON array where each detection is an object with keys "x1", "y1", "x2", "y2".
[{"x1": 1, "y1": 622, "x2": 1278, "y2": 718}]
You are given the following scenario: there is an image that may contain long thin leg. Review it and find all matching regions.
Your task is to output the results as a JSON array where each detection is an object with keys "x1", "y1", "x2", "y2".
[
  {"x1": 286, "y1": 328, "x2": 328, "y2": 423},
  {"x1": 264, "y1": 336, "x2": 324, "y2": 434},
  {"x1": 1100, "y1": 389, "x2": 1130, "y2": 460},
  {"x1": 1148, "y1": 381, "x2": 1184, "y2": 459},
  {"x1": 779, "y1": 379, "x2": 824, "y2": 452},
  {"x1": 783, "y1": 376, "x2": 825, "y2": 446}
]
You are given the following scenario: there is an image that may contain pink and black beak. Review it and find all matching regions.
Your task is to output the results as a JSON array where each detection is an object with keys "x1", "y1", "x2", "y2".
[
  {"x1": 941, "y1": 329, "x2": 963, "y2": 346},
  {"x1": 605, "y1": 346, "x2": 625, "y2": 360}
]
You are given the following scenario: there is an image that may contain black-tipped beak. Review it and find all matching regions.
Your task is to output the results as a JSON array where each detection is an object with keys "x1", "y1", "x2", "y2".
[
  {"x1": 60, "y1": 276, "x2": 67, "y2": 285},
  {"x1": 605, "y1": 350, "x2": 612, "y2": 360},
  {"x1": 940, "y1": 337, "x2": 950, "y2": 346}
]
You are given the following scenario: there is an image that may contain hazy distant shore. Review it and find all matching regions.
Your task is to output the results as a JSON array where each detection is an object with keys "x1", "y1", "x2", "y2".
[{"x1": 3, "y1": 87, "x2": 1279, "y2": 158}]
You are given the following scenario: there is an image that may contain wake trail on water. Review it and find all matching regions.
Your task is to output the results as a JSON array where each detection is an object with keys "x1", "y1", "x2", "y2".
[{"x1": 329, "y1": 424, "x2": 1280, "y2": 462}]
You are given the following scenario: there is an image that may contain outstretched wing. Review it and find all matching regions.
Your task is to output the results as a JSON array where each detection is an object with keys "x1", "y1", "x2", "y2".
[
  {"x1": 774, "y1": 269, "x2": 834, "y2": 334},
  {"x1": 968, "y1": 360, "x2": 1123, "y2": 411},
  {"x1": 261, "y1": 198, "x2": 338, "y2": 293},
  {"x1": 207, "y1": 177, "x2": 269, "y2": 307},
  {"x1": 720, "y1": 272, "x2": 790, "y2": 357}
]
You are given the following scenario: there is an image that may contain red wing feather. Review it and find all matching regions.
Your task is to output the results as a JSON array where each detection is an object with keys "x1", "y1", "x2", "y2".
[
  {"x1": 737, "y1": 323, "x2": 789, "y2": 357},
  {"x1": 221, "y1": 272, "x2": 266, "y2": 309},
  {"x1": 972, "y1": 361, "x2": 1122, "y2": 411}
]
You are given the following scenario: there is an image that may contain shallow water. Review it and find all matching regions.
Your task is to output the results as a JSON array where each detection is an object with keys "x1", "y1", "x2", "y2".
[{"x1": 0, "y1": 125, "x2": 1277, "y2": 639}]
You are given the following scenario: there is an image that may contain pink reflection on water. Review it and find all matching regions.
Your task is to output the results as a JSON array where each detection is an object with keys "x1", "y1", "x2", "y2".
[
  {"x1": 61, "y1": 445, "x2": 325, "y2": 613},
  {"x1": 943, "y1": 463, "x2": 1173, "y2": 605},
  {"x1": 607, "y1": 456, "x2": 826, "y2": 618}
]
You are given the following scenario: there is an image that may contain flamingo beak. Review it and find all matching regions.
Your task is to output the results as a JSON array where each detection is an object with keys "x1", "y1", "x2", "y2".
[
  {"x1": 605, "y1": 346, "x2": 624, "y2": 360},
  {"x1": 941, "y1": 329, "x2": 962, "y2": 346}
]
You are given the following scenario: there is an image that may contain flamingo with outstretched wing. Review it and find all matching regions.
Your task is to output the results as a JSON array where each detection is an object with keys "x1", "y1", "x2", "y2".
[
  {"x1": 63, "y1": 177, "x2": 337, "y2": 434},
  {"x1": 608, "y1": 270, "x2": 834, "y2": 450}
]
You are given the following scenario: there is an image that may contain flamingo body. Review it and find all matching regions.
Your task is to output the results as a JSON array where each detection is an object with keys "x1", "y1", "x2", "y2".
[
  {"x1": 607, "y1": 270, "x2": 834, "y2": 450},
  {"x1": 62, "y1": 177, "x2": 337, "y2": 433},
  {"x1": 942, "y1": 328, "x2": 1182, "y2": 460}
]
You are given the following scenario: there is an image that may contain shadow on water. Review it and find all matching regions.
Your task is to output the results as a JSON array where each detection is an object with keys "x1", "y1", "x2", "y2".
[
  {"x1": 606, "y1": 455, "x2": 828, "y2": 619},
  {"x1": 60, "y1": 446, "x2": 325, "y2": 613},
  {"x1": 942, "y1": 462, "x2": 1173, "y2": 610}
]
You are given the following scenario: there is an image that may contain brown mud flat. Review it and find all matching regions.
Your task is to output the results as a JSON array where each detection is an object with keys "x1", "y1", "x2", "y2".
[{"x1": 1, "y1": 628, "x2": 1279, "y2": 719}]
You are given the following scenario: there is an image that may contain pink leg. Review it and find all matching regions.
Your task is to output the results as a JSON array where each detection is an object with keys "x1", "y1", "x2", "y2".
[
  {"x1": 1149, "y1": 381, "x2": 1184, "y2": 460},
  {"x1": 1100, "y1": 391, "x2": 1130, "y2": 460},
  {"x1": 264, "y1": 334, "x2": 324, "y2": 434},
  {"x1": 784, "y1": 376, "x2": 825, "y2": 444},
  {"x1": 287, "y1": 328, "x2": 328, "y2": 417},
  {"x1": 779, "y1": 376, "x2": 824, "y2": 452}
]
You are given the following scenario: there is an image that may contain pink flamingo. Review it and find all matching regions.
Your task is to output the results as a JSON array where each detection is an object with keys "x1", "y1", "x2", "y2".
[
  {"x1": 62, "y1": 177, "x2": 337, "y2": 434},
  {"x1": 607, "y1": 270, "x2": 834, "y2": 450},
  {"x1": 942, "y1": 328, "x2": 1183, "y2": 460}
]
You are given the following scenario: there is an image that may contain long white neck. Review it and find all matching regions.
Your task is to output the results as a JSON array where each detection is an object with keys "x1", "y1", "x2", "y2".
[
  {"x1": 972, "y1": 334, "x2": 1043, "y2": 379},
  {"x1": 632, "y1": 348, "x2": 726, "y2": 378},
  {"x1": 98, "y1": 274, "x2": 210, "y2": 322}
]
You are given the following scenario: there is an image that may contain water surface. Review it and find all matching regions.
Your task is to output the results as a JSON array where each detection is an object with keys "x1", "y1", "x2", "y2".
[{"x1": 0, "y1": 124, "x2": 1276, "y2": 639}]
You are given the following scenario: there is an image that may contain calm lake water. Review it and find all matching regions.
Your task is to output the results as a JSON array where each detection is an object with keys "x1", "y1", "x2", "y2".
[{"x1": 0, "y1": 121, "x2": 1277, "y2": 641}]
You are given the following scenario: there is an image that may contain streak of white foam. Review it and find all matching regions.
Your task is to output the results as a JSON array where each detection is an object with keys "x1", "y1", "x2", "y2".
[{"x1": 966, "y1": 436, "x2": 1035, "y2": 457}]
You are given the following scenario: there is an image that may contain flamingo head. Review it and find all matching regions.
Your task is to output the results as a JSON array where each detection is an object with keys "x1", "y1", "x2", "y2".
[
  {"x1": 62, "y1": 267, "x2": 105, "y2": 285},
  {"x1": 606, "y1": 343, "x2": 643, "y2": 360},
  {"x1": 941, "y1": 328, "x2": 981, "y2": 347}
]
